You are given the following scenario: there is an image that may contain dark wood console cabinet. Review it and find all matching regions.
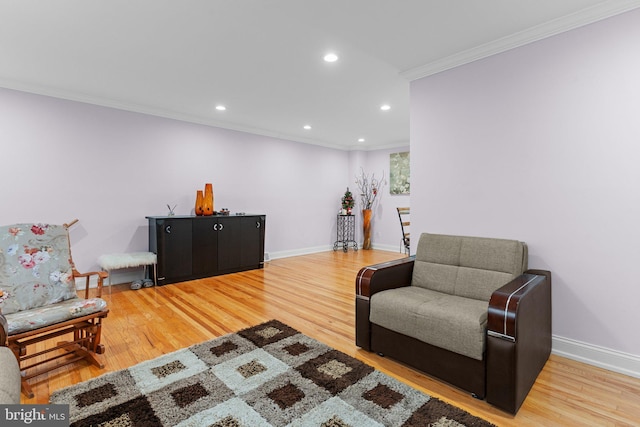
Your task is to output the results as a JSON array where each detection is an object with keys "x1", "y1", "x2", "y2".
[{"x1": 147, "y1": 215, "x2": 266, "y2": 285}]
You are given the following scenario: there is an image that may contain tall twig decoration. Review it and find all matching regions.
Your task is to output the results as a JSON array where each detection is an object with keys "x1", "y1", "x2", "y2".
[{"x1": 355, "y1": 168, "x2": 386, "y2": 210}]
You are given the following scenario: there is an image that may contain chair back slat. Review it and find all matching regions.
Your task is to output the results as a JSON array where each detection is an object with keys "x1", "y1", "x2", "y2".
[{"x1": 396, "y1": 208, "x2": 411, "y2": 255}]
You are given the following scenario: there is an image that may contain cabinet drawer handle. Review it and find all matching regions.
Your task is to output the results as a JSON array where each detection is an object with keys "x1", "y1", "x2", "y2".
[
  {"x1": 219, "y1": 223, "x2": 224, "y2": 231},
  {"x1": 256, "y1": 221, "x2": 261, "y2": 228},
  {"x1": 213, "y1": 224, "x2": 218, "y2": 231},
  {"x1": 165, "y1": 225, "x2": 171, "y2": 234}
]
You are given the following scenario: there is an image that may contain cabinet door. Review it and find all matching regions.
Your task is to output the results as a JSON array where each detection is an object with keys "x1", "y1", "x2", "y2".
[
  {"x1": 217, "y1": 216, "x2": 242, "y2": 272},
  {"x1": 156, "y1": 218, "x2": 192, "y2": 284},
  {"x1": 240, "y1": 216, "x2": 265, "y2": 268},
  {"x1": 192, "y1": 217, "x2": 218, "y2": 278}
]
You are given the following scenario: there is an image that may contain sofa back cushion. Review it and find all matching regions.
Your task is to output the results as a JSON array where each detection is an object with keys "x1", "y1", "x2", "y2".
[
  {"x1": 412, "y1": 233, "x2": 527, "y2": 301},
  {"x1": 0, "y1": 224, "x2": 78, "y2": 315}
]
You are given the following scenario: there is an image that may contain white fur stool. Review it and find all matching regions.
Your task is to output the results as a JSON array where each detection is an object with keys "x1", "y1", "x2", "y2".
[{"x1": 98, "y1": 252, "x2": 157, "y2": 290}]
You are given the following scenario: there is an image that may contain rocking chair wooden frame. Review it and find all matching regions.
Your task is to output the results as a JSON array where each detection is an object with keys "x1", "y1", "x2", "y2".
[{"x1": 0, "y1": 221, "x2": 109, "y2": 398}]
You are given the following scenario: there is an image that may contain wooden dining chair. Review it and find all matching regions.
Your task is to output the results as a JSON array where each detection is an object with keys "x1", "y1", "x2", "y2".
[{"x1": 396, "y1": 207, "x2": 410, "y2": 255}]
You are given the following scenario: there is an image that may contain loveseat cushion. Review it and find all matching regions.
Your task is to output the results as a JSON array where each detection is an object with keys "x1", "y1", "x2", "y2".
[
  {"x1": 412, "y1": 233, "x2": 527, "y2": 301},
  {"x1": 4, "y1": 297, "x2": 107, "y2": 335},
  {"x1": 0, "y1": 224, "x2": 78, "y2": 315},
  {"x1": 0, "y1": 346, "x2": 20, "y2": 404},
  {"x1": 370, "y1": 286, "x2": 489, "y2": 360}
]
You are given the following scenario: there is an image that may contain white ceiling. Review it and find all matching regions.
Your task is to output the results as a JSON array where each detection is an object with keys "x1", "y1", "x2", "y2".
[{"x1": 1, "y1": 0, "x2": 639, "y2": 150}]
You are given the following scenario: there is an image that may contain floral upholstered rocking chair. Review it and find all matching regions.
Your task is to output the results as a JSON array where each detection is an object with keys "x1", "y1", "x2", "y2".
[{"x1": 0, "y1": 221, "x2": 109, "y2": 398}]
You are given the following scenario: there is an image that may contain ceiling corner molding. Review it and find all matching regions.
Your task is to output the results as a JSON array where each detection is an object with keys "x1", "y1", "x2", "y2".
[
  {"x1": 355, "y1": 140, "x2": 410, "y2": 152},
  {"x1": 0, "y1": 78, "x2": 354, "y2": 151},
  {"x1": 401, "y1": 0, "x2": 640, "y2": 81}
]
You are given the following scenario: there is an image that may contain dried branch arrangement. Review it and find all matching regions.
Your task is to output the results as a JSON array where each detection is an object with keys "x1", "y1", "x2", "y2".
[{"x1": 355, "y1": 168, "x2": 386, "y2": 210}]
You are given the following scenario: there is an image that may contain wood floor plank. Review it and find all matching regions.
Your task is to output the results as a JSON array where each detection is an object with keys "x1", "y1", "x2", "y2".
[{"x1": 17, "y1": 249, "x2": 640, "y2": 426}]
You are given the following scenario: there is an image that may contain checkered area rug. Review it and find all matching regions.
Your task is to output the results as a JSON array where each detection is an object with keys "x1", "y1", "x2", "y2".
[{"x1": 50, "y1": 320, "x2": 495, "y2": 426}]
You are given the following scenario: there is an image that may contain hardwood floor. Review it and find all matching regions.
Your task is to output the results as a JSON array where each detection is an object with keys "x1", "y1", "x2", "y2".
[{"x1": 22, "y1": 250, "x2": 640, "y2": 426}]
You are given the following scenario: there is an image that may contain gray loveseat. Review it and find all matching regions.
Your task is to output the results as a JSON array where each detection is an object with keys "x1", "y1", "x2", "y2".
[
  {"x1": 1, "y1": 317, "x2": 20, "y2": 404},
  {"x1": 355, "y1": 233, "x2": 551, "y2": 413},
  {"x1": 0, "y1": 348, "x2": 20, "y2": 404}
]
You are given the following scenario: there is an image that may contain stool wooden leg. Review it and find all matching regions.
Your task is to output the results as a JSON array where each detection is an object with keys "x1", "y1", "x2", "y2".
[
  {"x1": 153, "y1": 262, "x2": 158, "y2": 286},
  {"x1": 107, "y1": 269, "x2": 112, "y2": 295}
]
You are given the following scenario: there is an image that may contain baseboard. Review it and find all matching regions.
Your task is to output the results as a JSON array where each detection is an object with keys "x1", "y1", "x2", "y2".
[
  {"x1": 269, "y1": 244, "x2": 403, "y2": 259},
  {"x1": 77, "y1": 244, "x2": 391, "y2": 287},
  {"x1": 269, "y1": 245, "x2": 334, "y2": 260},
  {"x1": 371, "y1": 243, "x2": 406, "y2": 253},
  {"x1": 75, "y1": 269, "x2": 145, "y2": 289},
  {"x1": 552, "y1": 335, "x2": 640, "y2": 379},
  {"x1": 76, "y1": 246, "x2": 400, "y2": 287}
]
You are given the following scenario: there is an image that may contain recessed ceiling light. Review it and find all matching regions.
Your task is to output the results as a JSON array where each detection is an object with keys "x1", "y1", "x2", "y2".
[
  {"x1": 358, "y1": 138, "x2": 365, "y2": 142},
  {"x1": 323, "y1": 53, "x2": 338, "y2": 63},
  {"x1": 215, "y1": 105, "x2": 226, "y2": 111},
  {"x1": 303, "y1": 125, "x2": 312, "y2": 130},
  {"x1": 380, "y1": 104, "x2": 391, "y2": 111}
]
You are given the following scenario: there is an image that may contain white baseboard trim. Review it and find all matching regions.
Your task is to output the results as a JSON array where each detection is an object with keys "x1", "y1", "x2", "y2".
[
  {"x1": 552, "y1": 335, "x2": 640, "y2": 378},
  {"x1": 269, "y1": 245, "x2": 334, "y2": 260},
  {"x1": 371, "y1": 243, "x2": 405, "y2": 253},
  {"x1": 269, "y1": 244, "x2": 403, "y2": 260},
  {"x1": 105, "y1": 270, "x2": 146, "y2": 286},
  {"x1": 75, "y1": 269, "x2": 145, "y2": 289}
]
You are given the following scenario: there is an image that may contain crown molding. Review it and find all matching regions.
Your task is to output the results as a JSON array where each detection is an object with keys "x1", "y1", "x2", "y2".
[
  {"x1": 348, "y1": 140, "x2": 410, "y2": 152},
  {"x1": 401, "y1": 0, "x2": 640, "y2": 81},
  {"x1": 0, "y1": 79, "x2": 365, "y2": 151},
  {"x1": 1, "y1": 79, "x2": 407, "y2": 152}
]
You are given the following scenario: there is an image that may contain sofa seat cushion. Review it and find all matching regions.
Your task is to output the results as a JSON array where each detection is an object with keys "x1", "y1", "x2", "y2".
[
  {"x1": 370, "y1": 286, "x2": 489, "y2": 360},
  {"x1": 5, "y1": 296, "x2": 107, "y2": 335}
]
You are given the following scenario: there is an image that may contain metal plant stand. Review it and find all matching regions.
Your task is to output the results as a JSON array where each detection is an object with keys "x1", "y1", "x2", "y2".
[{"x1": 333, "y1": 214, "x2": 358, "y2": 252}]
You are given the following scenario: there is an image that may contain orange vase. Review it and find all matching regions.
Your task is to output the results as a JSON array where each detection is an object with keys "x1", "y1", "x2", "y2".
[
  {"x1": 195, "y1": 190, "x2": 204, "y2": 216},
  {"x1": 203, "y1": 183, "x2": 214, "y2": 216},
  {"x1": 362, "y1": 209, "x2": 372, "y2": 250}
]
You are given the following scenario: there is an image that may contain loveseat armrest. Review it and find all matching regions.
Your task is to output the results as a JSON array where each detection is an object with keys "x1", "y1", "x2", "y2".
[
  {"x1": 486, "y1": 269, "x2": 552, "y2": 414},
  {"x1": 355, "y1": 256, "x2": 415, "y2": 298},
  {"x1": 355, "y1": 256, "x2": 415, "y2": 350},
  {"x1": 0, "y1": 311, "x2": 8, "y2": 346},
  {"x1": 73, "y1": 268, "x2": 109, "y2": 299}
]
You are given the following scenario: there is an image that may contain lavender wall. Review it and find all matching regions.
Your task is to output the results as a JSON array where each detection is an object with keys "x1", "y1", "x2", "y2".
[
  {"x1": 348, "y1": 148, "x2": 410, "y2": 252},
  {"x1": 410, "y1": 9, "x2": 640, "y2": 360},
  {"x1": 0, "y1": 88, "x2": 353, "y2": 272}
]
